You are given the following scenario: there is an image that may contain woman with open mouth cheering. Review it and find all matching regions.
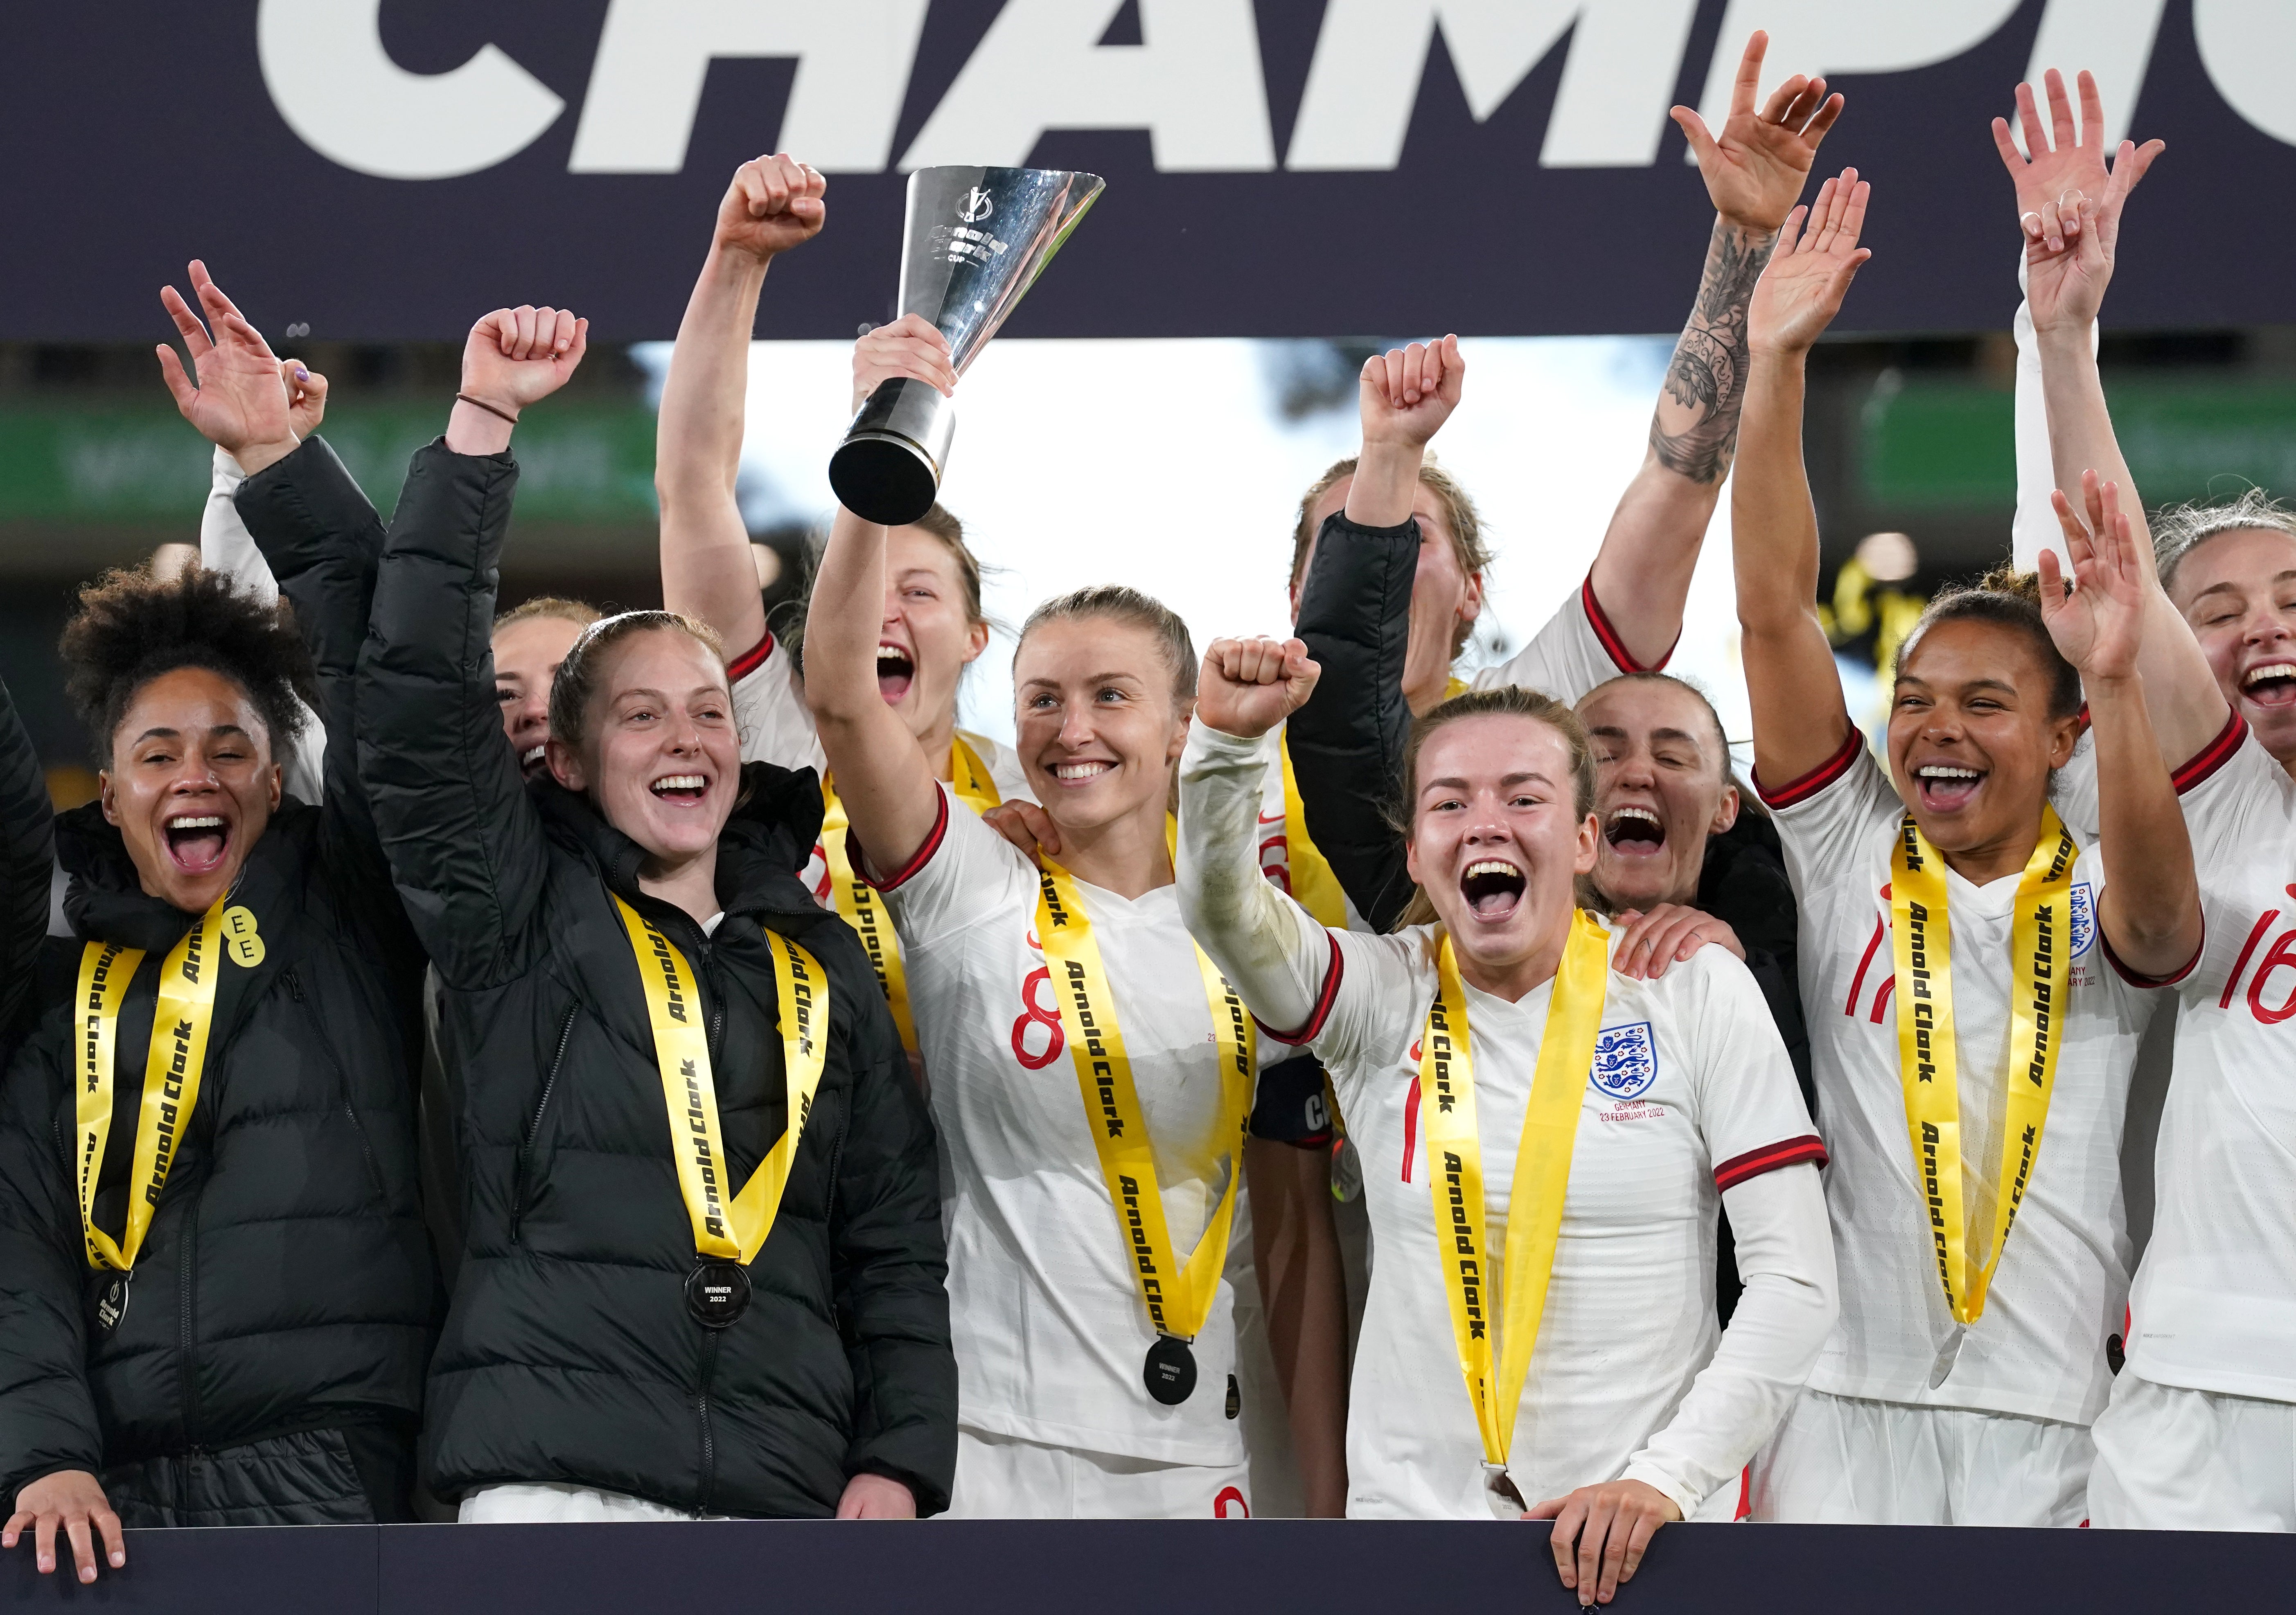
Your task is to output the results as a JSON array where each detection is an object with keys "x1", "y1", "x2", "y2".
[
  {"x1": 353, "y1": 300, "x2": 953, "y2": 1522},
  {"x1": 1730, "y1": 169, "x2": 2206, "y2": 1527},
  {"x1": 805, "y1": 461, "x2": 1277, "y2": 1517},
  {"x1": 652, "y1": 153, "x2": 1032, "y2": 1082},
  {"x1": 1175, "y1": 641, "x2": 1831, "y2": 1599},
  {"x1": 0, "y1": 262, "x2": 436, "y2": 1576}
]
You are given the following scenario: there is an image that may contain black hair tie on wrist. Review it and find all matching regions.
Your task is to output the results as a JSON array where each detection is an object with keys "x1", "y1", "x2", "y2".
[{"x1": 455, "y1": 392, "x2": 520, "y2": 426}]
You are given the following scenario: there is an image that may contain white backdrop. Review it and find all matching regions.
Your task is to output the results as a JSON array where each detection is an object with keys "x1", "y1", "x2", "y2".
[{"x1": 635, "y1": 335, "x2": 1761, "y2": 762}]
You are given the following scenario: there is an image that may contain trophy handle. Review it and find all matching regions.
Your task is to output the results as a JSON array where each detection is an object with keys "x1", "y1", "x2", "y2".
[{"x1": 828, "y1": 377, "x2": 954, "y2": 527}]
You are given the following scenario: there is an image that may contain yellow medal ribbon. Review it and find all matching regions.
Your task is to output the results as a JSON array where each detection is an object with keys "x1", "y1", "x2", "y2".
[
  {"x1": 1034, "y1": 856, "x2": 1254, "y2": 1347},
  {"x1": 1444, "y1": 675, "x2": 1471, "y2": 701},
  {"x1": 823, "y1": 734, "x2": 1002, "y2": 1059},
  {"x1": 1421, "y1": 911, "x2": 1610, "y2": 1476},
  {"x1": 1276, "y1": 734, "x2": 1351, "y2": 931},
  {"x1": 613, "y1": 895, "x2": 827, "y2": 1264},
  {"x1": 74, "y1": 894, "x2": 230, "y2": 1272},
  {"x1": 1889, "y1": 806, "x2": 2075, "y2": 1329}
]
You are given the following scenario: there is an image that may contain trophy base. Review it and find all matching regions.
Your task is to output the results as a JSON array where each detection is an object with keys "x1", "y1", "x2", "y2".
[{"x1": 830, "y1": 377, "x2": 954, "y2": 527}]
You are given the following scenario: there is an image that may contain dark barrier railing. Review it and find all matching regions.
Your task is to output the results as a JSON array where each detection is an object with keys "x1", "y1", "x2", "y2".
[{"x1": 7, "y1": 1518, "x2": 2295, "y2": 1614}]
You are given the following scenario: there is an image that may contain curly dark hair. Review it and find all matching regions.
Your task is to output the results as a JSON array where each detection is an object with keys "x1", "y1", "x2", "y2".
[
  {"x1": 1898, "y1": 564, "x2": 2084, "y2": 724},
  {"x1": 59, "y1": 563, "x2": 317, "y2": 764}
]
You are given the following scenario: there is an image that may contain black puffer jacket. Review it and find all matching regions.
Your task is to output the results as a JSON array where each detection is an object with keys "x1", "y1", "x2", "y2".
[
  {"x1": 0, "y1": 676, "x2": 55, "y2": 1058},
  {"x1": 1286, "y1": 509, "x2": 1813, "y2": 1322},
  {"x1": 0, "y1": 440, "x2": 435, "y2": 1510},
  {"x1": 356, "y1": 440, "x2": 954, "y2": 1518}
]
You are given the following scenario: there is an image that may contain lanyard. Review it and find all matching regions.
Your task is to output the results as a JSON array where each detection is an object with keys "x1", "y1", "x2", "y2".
[
  {"x1": 823, "y1": 734, "x2": 1002, "y2": 1058},
  {"x1": 613, "y1": 895, "x2": 826, "y2": 1264},
  {"x1": 74, "y1": 894, "x2": 235, "y2": 1272},
  {"x1": 1889, "y1": 807, "x2": 2076, "y2": 1329},
  {"x1": 1421, "y1": 912, "x2": 1610, "y2": 1476},
  {"x1": 1276, "y1": 734, "x2": 1351, "y2": 930},
  {"x1": 1033, "y1": 857, "x2": 1254, "y2": 1347}
]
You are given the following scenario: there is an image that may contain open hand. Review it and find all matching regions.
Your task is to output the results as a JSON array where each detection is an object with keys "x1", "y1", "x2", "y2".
[
  {"x1": 1745, "y1": 169, "x2": 1872, "y2": 357},
  {"x1": 460, "y1": 305, "x2": 589, "y2": 419},
  {"x1": 1673, "y1": 31, "x2": 1845, "y2": 234},
  {"x1": 1198, "y1": 637, "x2": 1319, "y2": 740},
  {"x1": 1610, "y1": 904, "x2": 1743, "y2": 981},
  {"x1": 5, "y1": 1470, "x2": 125, "y2": 1584},
  {"x1": 2040, "y1": 471, "x2": 2147, "y2": 682},
  {"x1": 853, "y1": 313, "x2": 958, "y2": 414},
  {"x1": 280, "y1": 359, "x2": 327, "y2": 439},
  {"x1": 716, "y1": 152, "x2": 827, "y2": 264},
  {"x1": 1526, "y1": 1477, "x2": 1681, "y2": 1607},
  {"x1": 1991, "y1": 69, "x2": 2163, "y2": 257},
  {"x1": 157, "y1": 260, "x2": 300, "y2": 473},
  {"x1": 1358, "y1": 336, "x2": 1463, "y2": 453}
]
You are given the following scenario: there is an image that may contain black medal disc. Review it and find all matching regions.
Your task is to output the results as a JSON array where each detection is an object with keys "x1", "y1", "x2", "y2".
[
  {"x1": 93, "y1": 1273, "x2": 130, "y2": 1334},
  {"x1": 685, "y1": 1261, "x2": 751, "y2": 1330},
  {"x1": 1143, "y1": 1336, "x2": 1197, "y2": 1406}
]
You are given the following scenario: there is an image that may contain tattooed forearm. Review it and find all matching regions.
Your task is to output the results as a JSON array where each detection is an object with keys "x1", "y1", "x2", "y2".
[{"x1": 1649, "y1": 218, "x2": 1778, "y2": 485}]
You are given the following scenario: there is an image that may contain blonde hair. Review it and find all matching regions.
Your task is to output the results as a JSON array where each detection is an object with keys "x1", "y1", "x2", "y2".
[
  {"x1": 1390, "y1": 685, "x2": 1597, "y2": 929},
  {"x1": 1017, "y1": 585, "x2": 1197, "y2": 703},
  {"x1": 494, "y1": 595, "x2": 601, "y2": 635},
  {"x1": 2153, "y1": 488, "x2": 2296, "y2": 595},
  {"x1": 1288, "y1": 455, "x2": 1493, "y2": 659}
]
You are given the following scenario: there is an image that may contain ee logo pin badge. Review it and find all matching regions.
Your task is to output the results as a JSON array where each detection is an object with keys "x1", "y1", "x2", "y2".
[{"x1": 221, "y1": 906, "x2": 264, "y2": 969}]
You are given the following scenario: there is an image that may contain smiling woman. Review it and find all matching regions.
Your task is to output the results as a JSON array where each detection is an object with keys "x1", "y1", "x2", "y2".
[
  {"x1": 1175, "y1": 643, "x2": 1834, "y2": 1565},
  {"x1": 0, "y1": 254, "x2": 442, "y2": 1570},
  {"x1": 349, "y1": 299, "x2": 954, "y2": 1526}
]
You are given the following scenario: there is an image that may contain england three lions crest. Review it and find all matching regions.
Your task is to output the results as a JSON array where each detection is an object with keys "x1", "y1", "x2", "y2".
[
  {"x1": 2068, "y1": 882, "x2": 2095, "y2": 959},
  {"x1": 1589, "y1": 1022, "x2": 1657, "y2": 1100}
]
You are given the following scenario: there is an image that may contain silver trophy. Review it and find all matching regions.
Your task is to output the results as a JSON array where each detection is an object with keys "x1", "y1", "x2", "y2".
[{"x1": 829, "y1": 165, "x2": 1105, "y2": 526}]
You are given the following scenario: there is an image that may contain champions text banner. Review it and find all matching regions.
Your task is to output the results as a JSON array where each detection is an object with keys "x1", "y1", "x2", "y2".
[{"x1": 7, "y1": 0, "x2": 2294, "y2": 340}]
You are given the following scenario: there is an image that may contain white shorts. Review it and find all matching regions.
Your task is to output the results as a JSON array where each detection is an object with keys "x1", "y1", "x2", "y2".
[
  {"x1": 944, "y1": 1428, "x2": 1252, "y2": 1520},
  {"x1": 1748, "y1": 1389, "x2": 2091, "y2": 1526},
  {"x1": 458, "y1": 1483, "x2": 703, "y2": 1523},
  {"x1": 2089, "y1": 1372, "x2": 2296, "y2": 1531}
]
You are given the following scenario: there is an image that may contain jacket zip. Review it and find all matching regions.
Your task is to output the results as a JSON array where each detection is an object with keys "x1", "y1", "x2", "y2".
[
  {"x1": 511, "y1": 1002, "x2": 581, "y2": 1243},
  {"x1": 178, "y1": 1186, "x2": 202, "y2": 1453},
  {"x1": 695, "y1": 1329, "x2": 722, "y2": 1515},
  {"x1": 284, "y1": 968, "x2": 386, "y2": 1204}
]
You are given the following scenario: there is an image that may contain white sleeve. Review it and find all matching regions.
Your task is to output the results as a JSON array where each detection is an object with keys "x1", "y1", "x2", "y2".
[
  {"x1": 1177, "y1": 719, "x2": 1335, "y2": 1043},
  {"x1": 728, "y1": 632, "x2": 827, "y2": 774},
  {"x1": 866, "y1": 784, "x2": 1034, "y2": 950},
  {"x1": 1758, "y1": 733, "x2": 1899, "y2": 899},
  {"x1": 2009, "y1": 251, "x2": 2100, "y2": 572},
  {"x1": 204, "y1": 446, "x2": 326, "y2": 803},
  {"x1": 1621, "y1": 1162, "x2": 1835, "y2": 1515},
  {"x1": 200, "y1": 446, "x2": 275, "y2": 603},
  {"x1": 1473, "y1": 580, "x2": 1648, "y2": 705}
]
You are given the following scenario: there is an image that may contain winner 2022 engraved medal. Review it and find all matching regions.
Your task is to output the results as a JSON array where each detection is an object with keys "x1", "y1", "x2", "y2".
[
  {"x1": 613, "y1": 898, "x2": 828, "y2": 1331},
  {"x1": 1033, "y1": 859, "x2": 1253, "y2": 1406}
]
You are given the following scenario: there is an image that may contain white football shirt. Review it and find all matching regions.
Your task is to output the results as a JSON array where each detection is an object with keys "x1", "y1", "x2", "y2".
[
  {"x1": 727, "y1": 630, "x2": 1032, "y2": 904},
  {"x1": 871, "y1": 787, "x2": 1268, "y2": 1466},
  {"x1": 1761, "y1": 734, "x2": 2167, "y2": 1425},
  {"x1": 2126, "y1": 720, "x2": 2296, "y2": 1402},
  {"x1": 1256, "y1": 577, "x2": 1655, "y2": 930},
  {"x1": 1290, "y1": 919, "x2": 1824, "y2": 1520}
]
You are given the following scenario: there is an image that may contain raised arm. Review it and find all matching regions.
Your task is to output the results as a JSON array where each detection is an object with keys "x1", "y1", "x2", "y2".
[
  {"x1": 1178, "y1": 640, "x2": 1332, "y2": 1036},
  {"x1": 803, "y1": 503, "x2": 942, "y2": 872},
  {"x1": 358, "y1": 306, "x2": 587, "y2": 987},
  {"x1": 2039, "y1": 478, "x2": 2203, "y2": 978},
  {"x1": 656, "y1": 155, "x2": 827, "y2": 657},
  {"x1": 1994, "y1": 73, "x2": 2225, "y2": 762},
  {"x1": 1572, "y1": 30, "x2": 1844, "y2": 666},
  {"x1": 1734, "y1": 174, "x2": 1872, "y2": 791}
]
